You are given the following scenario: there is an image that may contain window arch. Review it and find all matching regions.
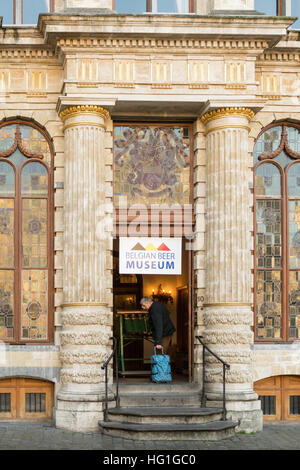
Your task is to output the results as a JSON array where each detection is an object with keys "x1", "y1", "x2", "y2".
[
  {"x1": 0, "y1": 120, "x2": 53, "y2": 343},
  {"x1": 254, "y1": 122, "x2": 300, "y2": 342}
]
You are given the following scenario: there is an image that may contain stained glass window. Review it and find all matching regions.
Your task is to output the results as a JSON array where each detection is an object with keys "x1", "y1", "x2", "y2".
[
  {"x1": 0, "y1": 122, "x2": 52, "y2": 342},
  {"x1": 255, "y1": 163, "x2": 281, "y2": 197},
  {"x1": 114, "y1": 125, "x2": 191, "y2": 206},
  {"x1": 254, "y1": 123, "x2": 300, "y2": 341}
]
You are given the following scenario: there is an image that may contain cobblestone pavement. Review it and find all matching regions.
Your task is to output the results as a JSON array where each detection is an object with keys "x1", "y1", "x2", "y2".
[{"x1": 0, "y1": 421, "x2": 299, "y2": 452}]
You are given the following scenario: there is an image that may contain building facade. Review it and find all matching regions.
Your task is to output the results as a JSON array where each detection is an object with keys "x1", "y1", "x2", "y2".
[{"x1": 0, "y1": 0, "x2": 300, "y2": 434}]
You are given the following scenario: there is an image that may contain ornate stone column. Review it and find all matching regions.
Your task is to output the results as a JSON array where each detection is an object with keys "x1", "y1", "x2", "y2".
[
  {"x1": 200, "y1": 107, "x2": 262, "y2": 433},
  {"x1": 55, "y1": 105, "x2": 113, "y2": 432}
]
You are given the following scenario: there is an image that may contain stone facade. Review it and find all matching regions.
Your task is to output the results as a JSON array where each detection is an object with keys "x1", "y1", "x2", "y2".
[{"x1": 0, "y1": 0, "x2": 300, "y2": 433}]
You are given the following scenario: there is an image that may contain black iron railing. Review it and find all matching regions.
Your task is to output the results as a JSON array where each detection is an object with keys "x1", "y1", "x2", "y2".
[
  {"x1": 196, "y1": 335, "x2": 230, "y2": 421},
  {"x1": 101, "y1": 336, "x2": 119, "y2": 422}
]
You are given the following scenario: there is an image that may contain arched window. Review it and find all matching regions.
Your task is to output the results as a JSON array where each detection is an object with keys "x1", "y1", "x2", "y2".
[
  {"x1": 0, "y1": 121, "x2": 53, "y2": 343},
  {"x1": 254, "y1": 123, "x2": 300, "y2": 341}
]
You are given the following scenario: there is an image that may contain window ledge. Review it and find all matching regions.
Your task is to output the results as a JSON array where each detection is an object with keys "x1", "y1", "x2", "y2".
[
  {"x1": 252, "y1": 342, "x2": 300, "y2": 350},
  {"x1": 3, "y1": 344, "x2": 59, "y2": 351}
]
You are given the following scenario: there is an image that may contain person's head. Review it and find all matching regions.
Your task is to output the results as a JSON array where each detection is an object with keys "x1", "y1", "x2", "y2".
[{"x1": 140, "y1": 297, "x2": 153, "y2": 311}]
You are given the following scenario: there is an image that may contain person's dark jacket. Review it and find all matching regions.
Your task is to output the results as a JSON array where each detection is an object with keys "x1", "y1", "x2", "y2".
[{"x1": 148, "y1": 301, "x2": 176, "y2": 346}]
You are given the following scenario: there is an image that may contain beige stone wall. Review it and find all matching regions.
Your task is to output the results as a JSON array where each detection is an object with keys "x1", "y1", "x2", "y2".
[{"x1": 253, "y1": 346, "x2": 300, "y2": 382}]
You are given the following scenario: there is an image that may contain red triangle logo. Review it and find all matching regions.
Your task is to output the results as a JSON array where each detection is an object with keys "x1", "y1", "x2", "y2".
[{"x1": 157, "y1": 243, "x2": 171, "y2": 251}]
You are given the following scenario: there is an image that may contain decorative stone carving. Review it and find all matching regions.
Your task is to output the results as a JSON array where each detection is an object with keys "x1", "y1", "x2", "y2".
[
  {"x1": 203, "y1": 310, "x2": 252, "y2": 326},
  {"x1": 61, "y1": 309, "x2": 111, "y2": 326},
  {"x1": 202, "y1": 329, "x2": 253, "y2": 345},
  {"x1": 201, "y1": 107, "x2": 255, "y2": 125},
  {"x1": 60, "y1": 330, "x2": 112, "y2": 346},
  {"x1": 60, "y1": 350, "x2": 108, "y2": 364},
  {"x1": 60, "y1": 368, "x2": 104, "y2": 385},
  {"x1": 59, "y1": 105, "x2": 110, "y2": 123}
]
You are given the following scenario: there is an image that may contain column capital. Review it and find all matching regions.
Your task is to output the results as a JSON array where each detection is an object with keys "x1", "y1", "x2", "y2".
[
  {"x1": 200, "y1": 107, "x2": 255, "y2": 126},
  {"x1": 59, "y1": 105, "x2": 110, "y2": 122}
]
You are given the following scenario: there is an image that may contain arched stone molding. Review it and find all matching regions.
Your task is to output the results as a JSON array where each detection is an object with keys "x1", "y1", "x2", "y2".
[
  {"x1": 0, "y1": 373, "x2": 59, "y2": 383},
  {"x1": 253, "y1": 344, "x2": 300, "y2": 384}
]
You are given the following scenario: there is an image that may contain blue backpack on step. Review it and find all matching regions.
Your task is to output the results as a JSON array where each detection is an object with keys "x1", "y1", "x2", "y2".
[{"x1": 150, "y1": 346, "x2": 172, "y2": 383}]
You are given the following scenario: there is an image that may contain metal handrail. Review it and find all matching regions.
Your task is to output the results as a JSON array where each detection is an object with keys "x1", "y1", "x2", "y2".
[
  {"x1": 101, "y1": 336, "x2": 119, "y2": 422},
  {"x1": 196, "y1": 335, "x2": 230, "y2": 421}
]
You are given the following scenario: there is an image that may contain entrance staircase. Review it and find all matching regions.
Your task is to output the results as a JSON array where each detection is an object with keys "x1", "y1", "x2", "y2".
[{"x1": 99, "y1": 382, "x2": 239, "y2": 441}]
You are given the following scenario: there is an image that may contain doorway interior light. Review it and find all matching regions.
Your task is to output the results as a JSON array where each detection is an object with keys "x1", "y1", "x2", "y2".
[{"x1": 151, "y1": 284, "x2": 173, "y2": 304}]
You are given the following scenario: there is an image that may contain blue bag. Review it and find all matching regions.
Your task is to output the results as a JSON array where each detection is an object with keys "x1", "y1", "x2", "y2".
[{"x1": 150, "y1": 347, "x2": 172, "y2": 383}]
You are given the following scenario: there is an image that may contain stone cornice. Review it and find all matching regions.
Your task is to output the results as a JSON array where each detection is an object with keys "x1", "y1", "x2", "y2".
[
  {"x1": 201, "y1": 107, "x2": 255, "y2": 124},
  {"x1": 38, "y1": 14, "x2": 292, "y2": 50},
  {"x1": 0, "y1": 48, "x2": 56, "y2": 60},
  {"x1": 55, "y1": 37, "x2": 269, "y2": 52},
  {"x1": 258, "y1": 51, "x2": 300, "y2": 63}
]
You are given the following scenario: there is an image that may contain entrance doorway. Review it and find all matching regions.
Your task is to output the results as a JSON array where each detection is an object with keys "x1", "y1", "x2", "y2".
[
  {"x1": 254, "y1": 375, "x2": 300, "y2": 421},
  {"x1": 113, "y1": 238, "x2": 193, "y2": 382}
]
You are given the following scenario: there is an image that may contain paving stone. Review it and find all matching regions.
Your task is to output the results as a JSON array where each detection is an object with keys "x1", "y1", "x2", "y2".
[{"x1": 0, "y1": 422, "x2": 299, "y2": 451}]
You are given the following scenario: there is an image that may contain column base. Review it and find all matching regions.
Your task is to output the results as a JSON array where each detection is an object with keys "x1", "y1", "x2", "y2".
[
  {"x1": 55, "y1": 390, "x2": 115, "y2": 433},
  {"x1": 206, "y1": 391, "x2": 263, "y2": 434}
]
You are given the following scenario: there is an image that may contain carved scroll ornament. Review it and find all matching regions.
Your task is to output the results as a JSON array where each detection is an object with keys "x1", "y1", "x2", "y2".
[
  {"x1": 259, "y1": 125, "x2": 300, "y2": 161},
  {"x1": 0, "y1": 124, "x2": 43, "y2": 160}
]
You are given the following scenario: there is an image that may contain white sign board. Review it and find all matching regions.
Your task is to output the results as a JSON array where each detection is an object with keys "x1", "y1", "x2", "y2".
[{"x1": 119, "y1": 238, "x2": 182, "y2": 275}]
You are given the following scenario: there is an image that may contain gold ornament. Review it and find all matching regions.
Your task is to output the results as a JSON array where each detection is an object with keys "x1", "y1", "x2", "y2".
[{"x1": 201, "y1": 107, "x2": 255, "y2": 125}]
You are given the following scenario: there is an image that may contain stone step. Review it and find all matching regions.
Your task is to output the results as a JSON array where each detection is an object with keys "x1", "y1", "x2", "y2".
[
  {"x1": 116, "y1": 382, "x2": 201, "y2": 394},
  {"x1": 99, "y1": 419, "x2": 239, "y2": 441},
  {"x1": 106, "y1": 406, "x2": 223, "y2": 424},
  {"x1": 118, "y1": 392, "x2": 202, "y2": 407}
]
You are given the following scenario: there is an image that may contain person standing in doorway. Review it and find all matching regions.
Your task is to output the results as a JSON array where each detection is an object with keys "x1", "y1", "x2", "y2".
[{"x1": 140, "y1": 297, "x2": 176, "y2": 355}]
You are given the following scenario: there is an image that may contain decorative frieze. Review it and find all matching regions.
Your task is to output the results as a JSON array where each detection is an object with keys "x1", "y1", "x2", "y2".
[
  {"x1": 205, "y1": 368, "x2": 253, "y2": 385},
  {"x1": 27, "y1": 70, "x2": 47, "y2": 96},
  {"x1": 0, "y1": 49, "x2": 55, "y2": 60},
  {"x1": 260, "y1": 73, "x2": 282, "y2": 100},
  {"x1": 204, "y1": 350, "x2": 252, "y2": 365},
  {"x1": 77, "y1": 59, "x2": 99, "y2": 83},
  {"x1": 188, "y1": 60, "x2": 210, "y2": 88},
  {"x1": 203, "y1": 310, "x2": 252, "y2": 326},
  {"x1": 60, "y1": 330, "x2": 112, "y2": 347},
  {"x1": 151, "y1": 60, "x2": 172, "y2": 88},
  {"x1": 57, "y1": 38, "x2": 269, "y2": 51},
  {"x1": 258, "y1": 51, "x2": 300, "y2": 63},
  {"x1": 60, "y1": 368, "x2": 103, "y2": 385},
  {"x1": 201, "y1": 107, "x2": 255, "y2": 126},
  {"x1": 60, "y1": 350, "x2": 108, "y2": 364},
  {"x1": 59, "y1": 105, "x2": 110, "y2": 123},
  {"x1": 0, "y1": 71, "x2": 9, "y2": 91},
  {"x1": 61, "y1": 309, "x2": 111, "y2": 326},
  {"x1": 113, "y1": 60, "x2": 135, "y2": 87},
  {"x1": 224, "y1": 61, "x2": 246, "y2": 87}
]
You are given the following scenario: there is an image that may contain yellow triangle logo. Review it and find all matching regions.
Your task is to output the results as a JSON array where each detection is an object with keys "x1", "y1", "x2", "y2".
[{"x1": 145, "y1": 243, "x2": 157, "y2": 251}]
